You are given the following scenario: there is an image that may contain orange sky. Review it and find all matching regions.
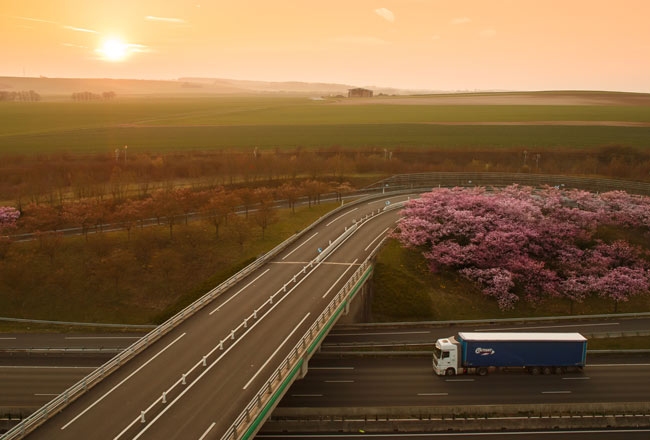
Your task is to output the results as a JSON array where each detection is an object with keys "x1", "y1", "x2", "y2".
[{"x1": 1, "y1": 0, "x2": 649, "y2": 91}]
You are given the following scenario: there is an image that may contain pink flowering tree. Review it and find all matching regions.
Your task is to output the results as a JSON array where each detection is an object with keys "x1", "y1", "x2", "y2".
[
  {"x1": 0, "y1": 206, "x2": 20, "y2": 234},
  {"x1": 395, "y1": 186, "x2": 650, "y2": 311}
]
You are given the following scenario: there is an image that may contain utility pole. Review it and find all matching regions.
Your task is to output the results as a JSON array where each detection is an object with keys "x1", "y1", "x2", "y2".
[{"x1": 124, "y1": 145, "x2": 128, "y2": 163}]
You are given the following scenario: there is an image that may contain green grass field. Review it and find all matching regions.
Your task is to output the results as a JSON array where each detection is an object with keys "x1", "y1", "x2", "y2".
[{"x1": 1, "y1": 93, "x2": 650, "y2": 154}]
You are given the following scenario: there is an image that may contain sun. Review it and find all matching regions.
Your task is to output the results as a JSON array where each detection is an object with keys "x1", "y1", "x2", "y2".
[{"x1": 98, "y1": 39, "x2": 128, "y2": 62}]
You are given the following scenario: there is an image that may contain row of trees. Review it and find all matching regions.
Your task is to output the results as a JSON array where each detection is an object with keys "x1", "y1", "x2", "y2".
[
  {"x1": 6, "y1": 179, "x2": 345, "y2": 239},
  {"x1": 71, "y1": 91, "x2": 116, "y2": 101},
  {"x1": 396, "y1": 186, "x2": 650, "y2": 311},
  {"x1": 2, "y1": 146, "x2": 648, "y2": 206},
  {"x1": 0, "y1": 90, "x2": 41, "y2": 101}
]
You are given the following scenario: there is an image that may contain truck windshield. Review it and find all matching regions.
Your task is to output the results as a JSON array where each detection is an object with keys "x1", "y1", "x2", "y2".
[{"x1": 433, "y1": 346, "x2": 442, "y2": 363}]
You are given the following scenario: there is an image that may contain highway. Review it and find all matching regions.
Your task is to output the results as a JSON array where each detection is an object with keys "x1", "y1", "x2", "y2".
[
  {"x1": 3, "y1": 319, "x2": 650, "y2": 419},
  {"x1": 277, "y1": 355, "x2": 650, "y2": 407},
  {"x1": 15, "y1": 194, "x2": 412, "y2": 440}
]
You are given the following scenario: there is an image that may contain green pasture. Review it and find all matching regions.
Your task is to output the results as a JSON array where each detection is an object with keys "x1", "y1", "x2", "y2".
[{"x1": 2, "y1": 123, "x2": 649, "y2": 154}]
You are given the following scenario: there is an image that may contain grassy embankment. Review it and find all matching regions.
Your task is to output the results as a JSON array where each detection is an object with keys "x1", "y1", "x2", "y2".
[
  {"x1": 0, "y1": 202, "x2": 339, "y2": 332},
  {"x1": 2, "y1": 94, "x2": 650, "y2": 153},
  {"x1": 372, "y1": 239, "x2": 650, "y2": 349},
  {"x1": 372, "y1": 239, "x2": 650, "y2": 321}
]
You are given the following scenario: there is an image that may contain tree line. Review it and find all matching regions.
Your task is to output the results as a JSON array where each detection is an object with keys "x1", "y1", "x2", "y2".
[
  {"x1": 71, "y1": 91, "x2": 116, "y2": 101},
  {"x1": 0, "y1": 90, "x2": 42, "y2": 101},
  {"x1": 2, "y1": 146, "x2": 648, "y2": 208}
]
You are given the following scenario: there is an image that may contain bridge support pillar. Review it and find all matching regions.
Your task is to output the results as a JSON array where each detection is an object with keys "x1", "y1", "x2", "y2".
[{"x1": 299, "y1": 357, "x2": 309, "y2": 379}]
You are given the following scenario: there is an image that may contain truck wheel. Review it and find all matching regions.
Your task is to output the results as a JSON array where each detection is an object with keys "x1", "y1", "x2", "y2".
[
  {"x1": 554, "y1": 367, "x2": 564, "y2": 375},
  {"x1": 530, "y1": 366, "x2": 541, "y2": 375},
  {"x1": 477, "y1": 367, "x2": 488, "y2": 376},
  {"x1": 445, "y1": 368, "x2": 455, "y2": 376},
  {"x1": 543, "y1": 367, "x2": 552, "y2": 375}
]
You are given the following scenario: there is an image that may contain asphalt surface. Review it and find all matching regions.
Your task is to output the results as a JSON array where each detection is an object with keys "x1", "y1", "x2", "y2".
[
  {"x1": 0, "y1": 334, "x2": 144, "y2": 350},
  {"x1": 18, "y1": 194, "x2": 412, "y2": 440},
  {"x1": 278, "y1": 356, "x2": 650, "y2": 407},
  {"x1": 255, "y1": 430, "x2": 650, "y2": 440}
]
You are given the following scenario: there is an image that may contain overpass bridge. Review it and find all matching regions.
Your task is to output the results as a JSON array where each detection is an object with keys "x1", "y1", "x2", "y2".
[{"x1": 3, "y1": 191, "x2": 416, "y2": 440}]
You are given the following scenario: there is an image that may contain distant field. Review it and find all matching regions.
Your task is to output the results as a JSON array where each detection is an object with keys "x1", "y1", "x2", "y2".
[
  {"x1": 3, "y1": 124, "x2": 650, "y2": 154},
  {"x1": 1, "y1": 92, "x2": 649, "y2": 154}
]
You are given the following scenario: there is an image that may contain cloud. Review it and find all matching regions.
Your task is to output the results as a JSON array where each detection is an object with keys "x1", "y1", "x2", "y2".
[
  {"x1": 63, "y1": 25, "x2": 98, "y2": 33},
  {"x1": 374, "y1": 8, "x2": 395, "y2": 23},
  {"x1": 62, "y1": 43, "x2": 88, "y2": 49},
  {"x1": 330, "y1": 36, "x2": 388, "y2": 45},
  {"x1": 451, "y1": 17, "x2": 471, "y2": 25},
  {"x1": 480, "y1": 28, "x2": 497, "y2": 38},
  {"x1": 145, "y1": 16, "x2": 186, "y2": 23},
  {"x1": 11, "y1": 15, "x2": 60, "y2": 25}
]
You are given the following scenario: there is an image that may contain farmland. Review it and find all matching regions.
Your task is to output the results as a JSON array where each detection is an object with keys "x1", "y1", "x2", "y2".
[{"x1": 1, "y1": 92, "x2": 650, "y2": 154}]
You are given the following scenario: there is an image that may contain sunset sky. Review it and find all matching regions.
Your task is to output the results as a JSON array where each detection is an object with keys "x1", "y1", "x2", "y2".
[{"x1": 1, "y1": 0, "x2": 649, "y2": 91}]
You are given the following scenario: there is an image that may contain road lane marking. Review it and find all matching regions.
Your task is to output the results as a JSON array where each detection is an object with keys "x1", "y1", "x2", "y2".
[
  {"x1": 291, "y1": 394, "x2": 323, "y2": 397},
  {"x1": 445, "y1": 379, "x2": 474, "y2": 382},
  {"x1": 34, "y1": 393, "x2": 60, "y2": 396},
  {"x1": 364, "y1": 227, "x2": 389, "y2": 251},
  {"x1": 0, "y1": 337, "x2": 17, "y2": 340},
  {"x1": 209, "y1": 269, "x2": 270, "y2": 315},
  {"x1": 417, "y1": 393, "x2": 448, "y2": 396},
  {"x1": 310, "y1": 367, "x2": 354, "y2": 370},
  {"x1": 324, "y1": 380, "x2": 354, "y2": 383},
  {"x1": 476, "y1": 322, "x2": 620, "y2": 331},
  {"x1": 329, "y1": 331, "x2": 430, "y2": 336},
  {"x1": 64, "y1": 337, "x2": 141, "y2": 340},
  {"x1": 272, "y1": 261, "x2": 360, "y2": 266},
  {"x1": 243, "y1": 312, "x2": 311, "y2": 390},
  {"x1": 563, "y1": 377, "x2": 590, "y2": 380},
  {"x1": 198, "y1": 422, "x2": 215, "y2": 440},
  {"x1": 281, "y1": 232, "x2": 318, "y2": 260},
  {"x1": 542, "y1": 391, "x2": 571, "y2": 394},
  {"x1": 325, "y1": 208, "x2": 358, "y2": 226},
  {"x1": 322, "y1": 259, "x2": 359, "y2": 298},
  {"x1": 60, "y1": 332, "x2": 186, "y2": 430}
]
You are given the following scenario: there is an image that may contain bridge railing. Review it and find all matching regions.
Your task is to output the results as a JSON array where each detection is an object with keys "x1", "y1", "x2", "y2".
[
  {"x1": 220, "y1": 204, "x2": 405, "y2": 440},
  {"x1": 0, "y1": 190, "x2": 414, "y2": 440}
]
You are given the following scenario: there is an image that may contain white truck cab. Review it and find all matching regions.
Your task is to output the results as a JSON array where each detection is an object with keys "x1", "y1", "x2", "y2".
[{"x1": 433, "y1": 336, "x2": 461, "y2": 376}]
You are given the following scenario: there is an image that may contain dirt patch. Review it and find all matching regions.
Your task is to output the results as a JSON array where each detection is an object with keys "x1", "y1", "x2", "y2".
[{"x1": 334, "y1": 92, "x2": 650, "y2": 106}]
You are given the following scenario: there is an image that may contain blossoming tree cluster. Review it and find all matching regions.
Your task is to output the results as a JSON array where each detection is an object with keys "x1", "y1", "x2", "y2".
[
  {"x1": 0, "y1": 206, "x2": 20, "y2": 233},
  {"x1": 395, "y1": 185, "x2": 650, "y2": 310}
]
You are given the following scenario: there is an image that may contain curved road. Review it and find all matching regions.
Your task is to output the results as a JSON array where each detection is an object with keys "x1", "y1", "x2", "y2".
[{"x1": 21, "y1": 194, "x2": 413, "y2": 440}]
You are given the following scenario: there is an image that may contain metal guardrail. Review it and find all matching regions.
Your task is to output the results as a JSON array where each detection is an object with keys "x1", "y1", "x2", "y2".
[
  {"x1": 0, "y1": 316, "x2": 156, "y2": 329},
  {"x1": 366, "y1": 172, "x2": 650, "y2": 196},
  {"x1": 220, "y1": 209, "x2": 397, "y2": 440},
  {"x1": 338, "y1": 312, "x2": 650, "y2": 329},
  {"x1": 1, "y1": 348, "x2": 123, "y2": 354},
  {"x1": 0, "y1": 189, "x2": 415, "y2": 440}
]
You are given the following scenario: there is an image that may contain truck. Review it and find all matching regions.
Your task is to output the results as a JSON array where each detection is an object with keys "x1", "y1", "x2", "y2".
[{"x1": 432, "y1": 332, "x2": 587, "y2": 376}]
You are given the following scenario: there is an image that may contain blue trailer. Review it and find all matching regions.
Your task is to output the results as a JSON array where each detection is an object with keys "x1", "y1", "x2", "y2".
[{"x1": 432, "y1": 332, "x2": 587, "y2": 376}]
